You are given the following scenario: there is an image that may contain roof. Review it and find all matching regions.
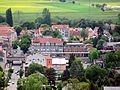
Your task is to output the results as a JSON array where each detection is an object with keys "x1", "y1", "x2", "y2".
[
  {"x1": 31, "y1": 28, "x2": 45, "y2": 33},
  {"x1": 33, "y1": 37, "x2": 63, "y2": 44},
  {"x1": 52, "y1": 58, "x2": 68, "y2": 64},
  {"x1": 52, "y1": 25, "x2": 69, "y2": 29},
  {"x1": 0, "y1": 25, "x2": 15, "y2": 36},
  {"x1": 104, "y1": 87, "x2": 120, "y2": 90},
  {"x1": 66, "y1": 43, "x2": 84, "y2": 45}
]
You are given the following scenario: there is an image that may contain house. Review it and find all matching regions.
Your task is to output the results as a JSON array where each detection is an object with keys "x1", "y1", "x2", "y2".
[
  {"x1": 52, "y1": 25, "x2": 70, "y2": 41},
  {"x1": 86, "y1": 27, "x2": 98, "y2": 39},
  {"x1": 31, "y1": 28, "x2": 48, "y2": 37},
  {"x1": 104, "y1": 87, "x2": 120, "y2": 90},
  {"x1": 52, "y1": 58, "x2": 68, "y2": 73},
  {"x1": 69, "y1": 28, "x2": 82, "y2": 37},
  {"x1": 0, "y1": 24, "x2": 17, "y2": 45},
  {"x1": 30, "y1": 37, "x2": 63, "y2": 52},
  {"x1": 23, "y1": 53, "x2": 52, "y2": 76}
]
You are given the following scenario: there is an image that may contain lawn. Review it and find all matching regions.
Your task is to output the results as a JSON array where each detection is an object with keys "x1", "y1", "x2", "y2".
[{"x1": 0, "y1": 0, "x2": 120, "y2": 24}]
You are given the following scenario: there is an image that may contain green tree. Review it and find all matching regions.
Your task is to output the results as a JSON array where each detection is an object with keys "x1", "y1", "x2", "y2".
[
  {"x1": 42, "y1": 8, "x2": 51, "y2": 25},
  {"x1": 0, "y1": 71, "x2": 5, "y2": 90},
  {"x1": 42, "y1": 30, "x2": 53, "y2": 36},
  {"x1": 70, "y1": 58, "x2": 84, "y2": 78},
  {"x1": 85, "y1": 65, "x2": 107, "y2": 83},
  {"x1": 27, "y1": 63, "x2": 44, "y2": 76},
  {"x1": 35, "y1": 17, "x2": 43, "y2": 29},
  {"x1": 104, "y1": 52, "x2": 117, "y2": 68},
  {"x1": 14, "y1": 25, "x2": 22, "y2": 36},
  {"x1": 12, "y1": 40, "x2": 19, "y2": 49},
  {"x1": 53, "y1": 30, "x2": 62, "y2": 38},
  {"x1": 118, "y1": 13, "x2": 120, "y2": 21},
  {"x1": 0, "y1": 14, "x2": 5, "y2": 23},
  {"x1": 61, "y1": 69, "x2": 70, "y2": 81},
  {"x1": 88, "y1": 48, "x2": 100, "y2": 63},
  {"x1": 80, "y1": 29, "x2": 88, "y2": 41},
  {"x1": 96, "y1": 39, "x2": 105, "y2": 50},
  {"x1": 19, "y1": 68, "x2": 24, "y2": 78},
  {"x1": 19, "y1": 34, "x2": 31, "y2": 53},
  {"x1": 6, "y1": 8, "x2": 13, "y2": 27},
  {"x1": 68, "y1": 54, "x2": 75, "y2": 68},
  {"x1": 17, "y1": 73, "x2": 48, "y2": 90},
  {"x1": 45, "y1": 68, "x2": 56, "y2": 82},
  {"x1": 21, "y1": 21, "x2": 35, "y2": 29},
  {"x1": 84, "y1": 39, "x2": 93, "y2": 44}
]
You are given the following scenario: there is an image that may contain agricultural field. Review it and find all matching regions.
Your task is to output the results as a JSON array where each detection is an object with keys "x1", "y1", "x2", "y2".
[{"x1": 0, "y1": 0, "x2": 120, "y2": 24}]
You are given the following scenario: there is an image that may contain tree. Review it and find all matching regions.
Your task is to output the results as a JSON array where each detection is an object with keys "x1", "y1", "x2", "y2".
[
  {"x1": 85, "y1": 65, "x2": 107, "y2": 83},
  {"x1": 21, "y1": 21, "x2": 35, "y2": 29},
  {"x1": 6, "y1": 8, "x2": 13, "y2": 27},
  {"x1": 84, "y1": 39, "x2": 93, "y2": 44},
  {"x1": 42, "y1": 30, "x2": 53, "y2": 36},
  {"x1": 45, "y1": 68, "x2": 56, "y2": 84},
  {"x1": 104, "y1": 51, "x2": 117, "y2": 68},
  {"x1": 19, "y1": 68, "x2": 24, "y2": 78},
  {"x1": 14, "y1": 25, "x2": 22, "y2": 36},
  {"x1": 61, "y1": 69, "x2": 70, "y2": 81},
  {"x1": 118, "y1": 13, "x2": 120, "y2": 21},
  {"x1": 68, "y1": 54, "x2": 75, "y2": 68},
  {"x1": 92, "y1": 37, "x2": 98, "y2": 48},
  {"x1": 53, "y1": 30, "x2": 62, "y2": 38},
  {"x1": 42, "y1": 8, "x2": 51, "y2": 25},
  {"x1": 19, "y1": 34, "x2": 31, "y2": 53},
  {"x1": 27, "y1": 63, "x2": 44, "y2": 76},
  {"x1": 0, "y1": 71, "x2": 5, "y2": 90},
  {"x1": 88, "y1": 48, "x2": 100, "y2": 63},
  {"x1": 17, "y1": 73, "x2": 48, "y2": 90},
  {"x1": 0, "y1": 14, "x2": 5, "y2": 23},
  {"x1": 80, "y1": 29, "x2": 88, "y2": 41},
  {"x1": 35, "y1": 17, "x2": 43, "y2": 29},
  {"x1": 96, "y1": 39, "x2": 105, "y2": 50},
  {"x1": 70, "y1": 58, "x2": 84, "y2": 78},
  {"x1": 12, "y1": 40, "x2": 19, "y2": 49}
]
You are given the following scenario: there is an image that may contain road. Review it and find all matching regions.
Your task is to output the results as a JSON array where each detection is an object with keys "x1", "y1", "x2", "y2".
[{"x1": 7, "y1": 65, "x2": 20, "y2": 90}]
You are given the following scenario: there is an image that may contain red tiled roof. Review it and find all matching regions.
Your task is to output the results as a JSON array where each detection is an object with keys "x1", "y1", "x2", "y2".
[
  {"x1": 33, "y1": 37, "x2": 63, "y2": 44},
  {"x1": 52, "y1": 25, "x2": 69, "y2": 29},
  {"x1": 0, "y1": 25, "x2": 15, "y2": 36}
]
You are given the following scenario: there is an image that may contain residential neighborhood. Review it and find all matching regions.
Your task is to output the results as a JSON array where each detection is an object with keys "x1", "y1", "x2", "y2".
[{"x1": 0, "y1": 0, "x2": 120, "y2": 90}]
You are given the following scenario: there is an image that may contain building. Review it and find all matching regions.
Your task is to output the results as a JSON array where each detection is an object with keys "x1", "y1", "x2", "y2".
[
  {"x1": 0, "y1": 24, "x2": 17, "y2": 45},
  {"x1": 52, "y1": 58, "x2": 68, "y2": 72},
  {"x1": 69, "y1": 28, "x2": 82, "y2": 37},
  {"x1": 52, "y1": 25, "x2": 70, "y2": 41},
  {"x1": 23, "y1": 53, "x2": 52, "y2": 76},
  {"x1": 30, "y1": 37, "x2": 63, "y2": 52}
]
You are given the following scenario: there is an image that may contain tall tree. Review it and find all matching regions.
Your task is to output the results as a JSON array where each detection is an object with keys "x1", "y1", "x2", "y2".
[
  {"x1": 68, "y1": 54, "x2": 75, "y2": 68},
  {"x1": 14, "y1": 25, "x2": 22, "y2": 36},
  {"x1": 6, "y1": 8, "x2": 13, "y2": 27},
  {"x1": 80, "y1": 28, "x2": 88, "y2": 41},
  {"x1": 0, "y1": 14, "x2": 5, "y2": 23},
  {"x1": 27, "y1": 63, "x2": 44, "y2": 76},
  {"x1": 45, "y1": 68, "x2": 56, "y2": 85},
  {"x1": 85, "y1": 65, "x2": 107, "y2": 83},
  {"x1": 70, "y1": 58, "x2": 84, "y2": 78},
  {"x1": 17, "y1": 73, "x2": 48, "y2": 90},
  {"x1": 88, "y1": 48, "x2": 100, "y2": 63},
  {"x1": 42, "y1": 8, "x2": 51, "y2": 25},
  {"x1": 61, "y1": 69, "x2": 70, "y2": 81}
]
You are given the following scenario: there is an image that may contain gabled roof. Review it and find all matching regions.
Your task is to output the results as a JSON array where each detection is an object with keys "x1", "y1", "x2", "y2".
[
  {"x1": 52, "y1": 25, "x2": 69, "y2": 29},
  {"x1": 33, "y1": 37, "x2": 63, "y2": 44},
  {"x1": 0, "y1": 25, "x2": 15, "y2": 36}
]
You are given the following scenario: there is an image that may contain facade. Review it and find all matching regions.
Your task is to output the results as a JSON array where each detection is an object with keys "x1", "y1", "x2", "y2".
[
  {"x1": 69, "y1": 28, "x2": 82, "y2": 37},
  {"x1": 52, "y1": 58, "x2": 68, "y2": 72},
  {"x1": 0, "y1": 25, "x2": 17, "y2": 45},
  {"x1": 52, "y1": 25, "x2": 70, "y2": 41},
  {"x1": 30, "y1": 37, "x2": 63, "y2": 52}
]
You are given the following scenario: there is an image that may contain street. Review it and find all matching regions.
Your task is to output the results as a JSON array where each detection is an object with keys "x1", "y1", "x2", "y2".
[{"x1": 7, "y1": 65, "x2": 20, "y2": 90}]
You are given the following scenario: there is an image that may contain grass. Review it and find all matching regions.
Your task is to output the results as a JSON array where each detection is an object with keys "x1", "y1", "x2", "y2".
[{"x1": 0, "y1": 0, "x2": 120, "y2": 24}]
